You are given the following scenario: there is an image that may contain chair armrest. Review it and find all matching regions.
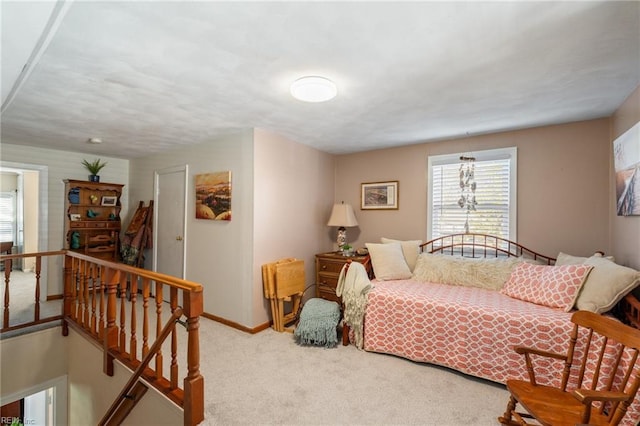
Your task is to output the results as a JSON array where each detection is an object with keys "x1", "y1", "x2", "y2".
[
  {"x1": 514, "y1": 346, "x2": 567, "y2": 385},
  {"x1": 514, "y1": 346, "x2": 567, "y2": 361},
  {"x1": 573, "y1": 389, "x2": 630, "y2": 404}
]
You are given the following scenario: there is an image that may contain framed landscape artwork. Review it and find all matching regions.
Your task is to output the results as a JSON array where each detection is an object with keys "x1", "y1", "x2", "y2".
[
  {"x1": 613, "y1": 122, "x2": 640, "y2": 216},
  {"x1": 195, "y1": 171, "x2": 232, "y2": 220},
  {"x1": 361, "y1": 181, "x2": 399, "y2": 210}
]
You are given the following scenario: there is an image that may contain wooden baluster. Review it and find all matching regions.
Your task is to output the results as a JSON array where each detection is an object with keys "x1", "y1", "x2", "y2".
[
  {"x1": 104, "y1": 267, "x2": 120, "y2": 377},
  {"x1": 76, "y1": 259, "x2": 84, "y2": 322},
  {"x1": 99, "y1": 265, "x2": 106, "y2": 339},
  {"x1": 142, "y1": 277, "x2": 150, "y2": 358},
  {"x1": 34, "y1": 256, "x2": 41, "y2": 321},
  {"x1": 70, "y1": 257, "x2": 78, "y2": 321},
  {"x1": 83, "y1": 260, "x2": 90, "y2": 329},
  {"x1": 63, "y1": 255, "x2": 72, "y2": 336},
  {"x1": 91, "y1": 263, "x2": 98, "y2": 336},
  {"x1": 119, "y1": 271, "x2": 127, "y2": 353},
  {"x1": 3, "y1": 258, "x2": 12, "y2": 329},
  {"x1": 98, "y1": 266, "x2": 107, "y2": 339},
  {"x1": 129, "y1": 274, "x2": 138, "y2": 362},
  {"x1": 155, "y1": 282, "x2": 164, "y2": 380},
  {"x1": 170, "y1": 286, "x2": 179, "y2": 390},
  {"x1": 78, "y1": 259, "x2": 83, "y2": 321},
  {"x1": 183, "y1": 287, "x2": 204, "y2": 426}
]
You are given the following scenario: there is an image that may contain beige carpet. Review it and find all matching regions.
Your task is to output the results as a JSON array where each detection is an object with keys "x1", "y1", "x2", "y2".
[
  {"x1": 197, "y1": 318, "x2": 509, "y2": 425},
  {"x1": 1, "y1": 276, "x2": 510, "y2": 424}
]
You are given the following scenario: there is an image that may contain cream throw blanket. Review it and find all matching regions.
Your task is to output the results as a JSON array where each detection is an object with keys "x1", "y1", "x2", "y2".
[{"x1": 336, "y1": 262, "x2": 372, "y2": 349}]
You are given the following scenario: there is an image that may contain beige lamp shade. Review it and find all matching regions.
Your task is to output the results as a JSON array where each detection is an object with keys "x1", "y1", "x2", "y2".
[{"x1": 327, "y1": 203, "x2": 358, "y2": 227}]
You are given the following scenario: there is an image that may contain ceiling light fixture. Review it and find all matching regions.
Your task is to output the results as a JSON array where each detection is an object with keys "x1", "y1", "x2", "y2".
[
  {"x1": 87, "y1": 138, "x2": 102, "y2": 144},
  {"x1": 290, "y1": 76, "x2": 337, "y2": 103}
]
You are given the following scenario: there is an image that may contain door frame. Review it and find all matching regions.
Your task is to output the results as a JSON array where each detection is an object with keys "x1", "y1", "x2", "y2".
[
  {"x1": 0, "y1": 161, "x2": 48, "y2": 297},
  {"x1": 152, "y1": 165, "x2": 188, "y2": 279}
]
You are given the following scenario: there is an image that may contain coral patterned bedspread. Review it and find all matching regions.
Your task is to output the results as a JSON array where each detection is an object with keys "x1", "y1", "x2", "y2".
[
  {"x1": 366, "y1": 279, "x2": 577, "y2": 385},
  {"x1": 364, "y1": 279, "x2": 640, "y2": 425}
]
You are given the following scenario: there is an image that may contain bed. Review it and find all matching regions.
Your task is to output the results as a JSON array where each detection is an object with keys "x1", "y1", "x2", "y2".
[{"x1": 342, "y1": 233, "x2": 640, "y2": 425}]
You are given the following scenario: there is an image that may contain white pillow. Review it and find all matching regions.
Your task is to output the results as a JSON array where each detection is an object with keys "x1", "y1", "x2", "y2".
[
  {"x1": 380, "y1": 237, "x2": 422, "y2": 272},
  {"x1": 575, "y1": 256, "x2": 640, "y2": 313},
  {"x1": 365, "y1": 242, "x2": 412, "y2": 281},
  {"x1": 556, "y1": 251, "x2": 615, "y2": 265}
]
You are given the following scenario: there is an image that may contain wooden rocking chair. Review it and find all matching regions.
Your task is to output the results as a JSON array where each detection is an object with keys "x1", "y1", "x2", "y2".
[{"x1": 499, "y1": 310, "x2": 640, "y2": 426}]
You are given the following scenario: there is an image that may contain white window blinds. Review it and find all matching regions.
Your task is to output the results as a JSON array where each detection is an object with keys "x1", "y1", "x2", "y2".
[
  {"x1": 428, "y1": 147, "x2": 517, "y2": 241},
  {"x1": 0, "y1": 192, "x2": 16, "y2": 243}
]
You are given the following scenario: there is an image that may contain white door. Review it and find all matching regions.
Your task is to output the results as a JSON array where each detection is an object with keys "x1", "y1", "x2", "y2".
[{"x1": 153, "y1": 165, "x2": 188, "y2": 279}]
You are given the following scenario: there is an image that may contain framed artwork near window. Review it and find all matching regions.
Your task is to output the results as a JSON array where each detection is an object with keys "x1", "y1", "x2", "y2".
[
  {"x1": 613, "y1": 121, "x2": 640, "y2": 216},
  {"x1": 361, "y1": 181, "x2": 398, "y2": 210}
]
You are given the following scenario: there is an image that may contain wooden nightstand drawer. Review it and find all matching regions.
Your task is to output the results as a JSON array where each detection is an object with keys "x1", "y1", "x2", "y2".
[
  {"x1": 315, "y1": 252, "x2": 372, "y2": 303},
  {"x1": 317, "y1": 274, "x2": 339, "y2": 289},
  {"x1": 317, "y1": 261, "x2": 346, "y2": 274}
]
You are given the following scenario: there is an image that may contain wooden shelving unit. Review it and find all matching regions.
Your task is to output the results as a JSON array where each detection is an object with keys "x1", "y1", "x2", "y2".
[{"x1": 63, "y1": 179, "x2": 124, "y2": 261}]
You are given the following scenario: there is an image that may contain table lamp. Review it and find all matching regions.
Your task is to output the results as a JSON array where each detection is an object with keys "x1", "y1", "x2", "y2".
[{"x1": 327, "y1": 202, "x2": 358, "y2": 250}]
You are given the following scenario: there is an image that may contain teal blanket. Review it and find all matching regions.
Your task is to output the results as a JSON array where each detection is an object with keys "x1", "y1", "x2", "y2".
[{"x1": 294, "y1": 298, "x2": 341, "y2": 348}]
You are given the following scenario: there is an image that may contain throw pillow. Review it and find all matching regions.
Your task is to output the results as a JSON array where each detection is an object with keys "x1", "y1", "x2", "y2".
[
  {"x1": 380, "y1": 237, "x2": 422, "y2": 272},
  {"x1": 365, "y1": 242, "x2": 412, "y2": 280},
  {"x1": 575, "y1": 256, "x2": 640, "y2": 313},
  {"x1": 556, "y1": 251, "x2": 615, "y2": 265},
  {"x1": 501, "y1": 263, "x2": 593, "y2": 312},
  {"x1": 412, "y1": 253, "x2": 521, "y2": 290},
  {"x1": 555, "y1": 252, "x2": 587, "y2": 266}
]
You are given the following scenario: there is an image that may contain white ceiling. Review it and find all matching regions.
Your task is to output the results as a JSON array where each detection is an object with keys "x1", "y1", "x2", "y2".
[{"x1": 1, "y1": 1, "x2": 639, "y2": 159}]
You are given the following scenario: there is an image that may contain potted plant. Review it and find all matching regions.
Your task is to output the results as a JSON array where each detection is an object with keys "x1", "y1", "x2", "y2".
[
  {"x1": 82, "y1": 159, "x2": 107, "y2": 182},
  {"x1": 341, "y1": 244, "x2": 354, "y2": 256}
]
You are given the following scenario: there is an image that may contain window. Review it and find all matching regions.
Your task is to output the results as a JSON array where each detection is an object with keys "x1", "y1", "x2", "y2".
[
  {"x1": 427, "y1": 147, "x2": 517, "y2": 241},
  {"x1": 0, "y1": 191, "x2": 16, "y2": 243}
]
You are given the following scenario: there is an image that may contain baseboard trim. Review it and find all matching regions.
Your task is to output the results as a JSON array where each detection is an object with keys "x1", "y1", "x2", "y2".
[
  {"x1": 201, "y1": 312, "x2": 271, "y2": 334},
  {"x1": 47, "y1": 294, "x2": 63, "y2": 301}
]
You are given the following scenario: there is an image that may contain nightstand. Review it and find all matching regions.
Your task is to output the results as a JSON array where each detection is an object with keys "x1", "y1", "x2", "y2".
[{"x1": 315, "y1": 252, "x2": 372, "y2": 303}]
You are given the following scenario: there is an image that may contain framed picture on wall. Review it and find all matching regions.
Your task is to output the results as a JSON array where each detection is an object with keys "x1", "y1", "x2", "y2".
[
  {"x1": 613, "y1": 121, "x2": 640, "y2": 216},
  {"x1": 195, "y1": 171, "x2": 232, "y2": 220},
  {"x1": 101, "y1": 196, "x2": 117, "y2": 206},
  {"x1": 361, "y1": 181, "x2": 398, "y2": 210}
]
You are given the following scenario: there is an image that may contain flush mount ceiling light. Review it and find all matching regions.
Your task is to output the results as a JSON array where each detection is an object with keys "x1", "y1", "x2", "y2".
[
  {"x1": 87, "y1": 138, "x2": 102, "y2": 144},
  {"x1": 290, "y1": 76, "x2": 337, "y2": 102}
]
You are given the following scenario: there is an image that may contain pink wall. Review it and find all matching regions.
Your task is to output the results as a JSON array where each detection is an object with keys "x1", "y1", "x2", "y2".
[
  {"x1": 611, "y1": 86, "x2": 640, "y2": 269},
  {"x1": 335, "y1": 118, "x2": 611, "y2": 258},
  {"x1": 253, "y1": 129, "x2": 335, "y2": 325}
]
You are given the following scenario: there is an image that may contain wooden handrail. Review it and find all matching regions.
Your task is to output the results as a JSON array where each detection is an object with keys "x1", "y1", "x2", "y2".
[
  {"x1": 65, "y1": 251, "x2": 201, "y2": 292},
  {"x1": 1, "y1": 249, "x2": 205, "y2": 425},
  {"x1": 100, "y1": 307, "x2": 184, "y2": 426},
  {"x1": 63, "y1": 250, "x2": 204, "y2": 425},
  {"x1": 1, "y1": 250, "x2": 66, "y2": 259}
]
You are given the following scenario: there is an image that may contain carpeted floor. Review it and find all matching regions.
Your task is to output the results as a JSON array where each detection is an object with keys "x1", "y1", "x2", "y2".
[
  {"x1": 1, "y1": 274, "x2": 510, "y2": 424},
  {"x1": 0, "y1": 270, "x2": 62, "y2": 339},
  {"x1": 196, "y1": 317, "x2": 509, "y2": 425}
]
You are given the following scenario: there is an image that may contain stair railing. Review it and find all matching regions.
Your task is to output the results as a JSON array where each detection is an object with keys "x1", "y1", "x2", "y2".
[
  {"x1": 62, "y1": 251, "x2": 204, "y2": 425},
  {"x1": 1, "y1": 250, "x2": 65, "y2": 333},
  {"x1": 99, "y1": 306, "x2": 184, "y2": 425},
  {"x1": 1, "y1": 249, "x2": 205, "y2": 424}
]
